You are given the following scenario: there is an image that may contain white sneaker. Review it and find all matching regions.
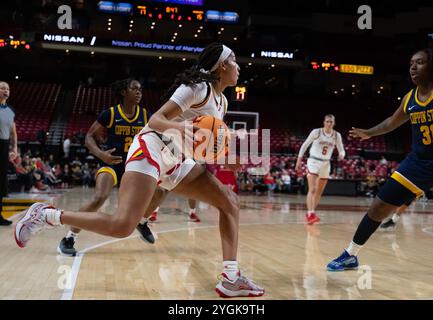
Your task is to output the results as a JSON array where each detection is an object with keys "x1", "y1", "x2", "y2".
[
  {"x1": 215, "y1": 272, "x2": 265, "y2": 298},
  {"x1": 14, "y1": 202, "x2": 55, "y2": 248}
]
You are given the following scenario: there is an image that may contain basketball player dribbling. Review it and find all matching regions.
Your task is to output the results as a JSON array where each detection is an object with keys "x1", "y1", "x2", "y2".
[
  {"x1": 15, "y1": 43, "x2": 264, "y2": 297},
  {"x1": 327, "y1": 49, "x2": 433, "y2": 271},
  {"x1": 57, "y1": 79, "x2": 157, "y2": 256},
  {"x1": 295, "y1": 115, "x2": 346, "y2": 224}
]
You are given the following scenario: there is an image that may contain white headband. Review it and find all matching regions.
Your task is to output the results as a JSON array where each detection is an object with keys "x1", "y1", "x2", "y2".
[{"x1": 210, "y1": 45, "x2": 233, "y2": 72}]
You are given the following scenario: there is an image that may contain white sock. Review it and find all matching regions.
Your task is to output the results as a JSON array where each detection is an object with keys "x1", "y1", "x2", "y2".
[
  {"x1": 44, "y1": 208, "x2": 63, "y2": 226},
  {"x1": 140, "y1": 217, "x2": 148, "y2": 224},
  {"x1": 189, "y1": 208, "x2": 196, "y2": 216},
  {"x1": 346, "y1": 241, "x2": 362, "y2": 256},
  {"x1": 154, "y1": 206, "x2": 160, "y2": 213},
  {"x1": 223, "y1": 260, "x2": 239, "y2": 281},
  {"x1": 307, "y1": 211, "x2": 314, "y2": 217},
  {"x1": 66, "y1": 230, "x2": 78, "y2": 239},
  {"x1": 392, "y1": 214, "x2": 400, "y2": 223}
]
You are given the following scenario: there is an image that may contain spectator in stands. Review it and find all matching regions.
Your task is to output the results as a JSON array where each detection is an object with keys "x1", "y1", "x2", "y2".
[
  {"x1": 264, "y1": 172, "x2": 276, "y2": 193},
  {"x1": 380, "y1": 155, "x2": 388, "y2": 165},
  {"x1": 239, "y1": 172, "x2": 254, "y2": 192},
  {"x1": 41, "y1": 158, "x2": 60, "y2": 186},
  {"x1": 48, "y1": 154, "x2": 56, "y2": 168},
  {"x1": 63, "y1": 136, "x2": 71, "y2": 160},
  {"x1": 278, "y1": 171, "x2": 292, "y2": 193},
  {"x1": 71, "y1": 164, "x2": 82, "y2": 185},
  {"x1": 0, "y1": 81, "x2": 17, "y2": 225},
  {"x1": 11, "y1": 150, "x2": 34, "y2": 192},
  {"x1": 71, "y1": 155, "x2": 82, "y2": 167},
  {"x1": 364, "y1": 171, "x2": 379, "y2": 197},
  {"x1": 81, "y1": 162, "x2": 93, "y2": 187},
  {"x1": 60, "y1": 164, "x2": 72, "y2": 188},
  {"x1": 36, "y1": 129, "x2": 46, "y2": 156}
]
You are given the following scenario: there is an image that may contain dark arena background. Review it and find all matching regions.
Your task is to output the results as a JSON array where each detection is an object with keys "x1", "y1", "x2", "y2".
[{"x1": 2, "y1": 0, "x2": 433, "y2": 314}]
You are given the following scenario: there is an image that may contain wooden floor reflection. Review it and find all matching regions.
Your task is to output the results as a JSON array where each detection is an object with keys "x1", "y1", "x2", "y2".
[{"x1": 2, "y1": 188, "x2": 433, "y2": 299}]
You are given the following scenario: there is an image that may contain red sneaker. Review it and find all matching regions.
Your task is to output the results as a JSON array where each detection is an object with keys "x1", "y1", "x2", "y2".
[
  {"x1": 305, "y1": 213, "x2": 320, "y2": 225},
  {"x1": 188, "y1": 212, "x2": 201, "y2": 222},
  {"x1": 149, "y1": 211, "x2": 158, "y2": 222}
]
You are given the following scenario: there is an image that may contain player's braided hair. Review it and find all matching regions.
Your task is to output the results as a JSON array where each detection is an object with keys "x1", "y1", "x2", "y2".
[
  {"x1": 162, "y1": 42, "x2": 224, "y2": 102},
  {"x1": 111, "y1": 78, "x2": 136, "y2": 103}
]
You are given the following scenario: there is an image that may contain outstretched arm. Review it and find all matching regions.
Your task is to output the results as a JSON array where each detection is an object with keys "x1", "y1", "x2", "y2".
[
  {"x1": 350, "y1": 93, "x2": 410, "y2": 140},
  {"x1": 85, "y1": 121, "x2": 122, "y2": 165}
]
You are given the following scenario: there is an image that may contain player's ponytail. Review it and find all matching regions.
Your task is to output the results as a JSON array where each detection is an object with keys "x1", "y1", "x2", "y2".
[
  {"x1": 161, "y1": 42, "x2": 224, "y2": 102},
  {"x1": 111, "y1": 78, "x2": 136, "y2": 104}
]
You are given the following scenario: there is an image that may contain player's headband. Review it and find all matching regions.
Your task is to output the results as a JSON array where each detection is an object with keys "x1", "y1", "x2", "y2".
[
  {"x1": 199, "y1": 45, "x2": 233, "y2": 74},
  {"x1": 211, "y1": 45, "x2": 233, "y2": 72}
]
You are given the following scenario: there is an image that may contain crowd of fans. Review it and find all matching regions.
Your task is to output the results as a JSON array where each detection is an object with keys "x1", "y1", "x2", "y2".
[
  {"x1": 237, "y1": 155, "x2": 400, "y2": 197},
  {"x1": 7, "y1": 143, "x2": 400, "y2": 198},
  {"x1": 7, "y1": 148, "x2": 98, "y2": 193}
]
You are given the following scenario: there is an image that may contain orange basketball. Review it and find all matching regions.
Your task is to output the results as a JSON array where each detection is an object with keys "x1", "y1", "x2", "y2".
[{"x1": 192, "y1": 116, "x2": 230, "y2": 162}]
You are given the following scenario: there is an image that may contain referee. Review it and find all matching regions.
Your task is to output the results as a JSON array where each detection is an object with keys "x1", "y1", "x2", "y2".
[{"x1": 0, "y1": 81, "x2": 18, "y2": 226}]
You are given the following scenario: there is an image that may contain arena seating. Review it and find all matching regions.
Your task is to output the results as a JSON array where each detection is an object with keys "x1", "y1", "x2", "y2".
[
  {"x1": 9, "y1": 82, "x2": 61, "y2": 141},
  {"x1": 64, "y1": 85, "x2": 162, "y2": 138}
]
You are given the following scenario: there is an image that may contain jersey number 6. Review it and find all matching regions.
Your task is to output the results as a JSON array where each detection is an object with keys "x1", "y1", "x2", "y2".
[{"x1": 322, "y1": 145, "x2": 328, "y2": 155}]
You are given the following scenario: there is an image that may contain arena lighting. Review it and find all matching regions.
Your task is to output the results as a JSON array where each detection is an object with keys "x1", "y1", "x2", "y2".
[
  {"x1": 340, "y1": 64, "x2": 374, "y2": 75},
  {"x1": 261, "y1": 51, "x2": 294, "y2": 59},
  {"x1": 97, "y1": 2, "x2": 133, "y2": 15},
  {"x1": 146, "y1": 0, "x2": 204, "y2": 6}
]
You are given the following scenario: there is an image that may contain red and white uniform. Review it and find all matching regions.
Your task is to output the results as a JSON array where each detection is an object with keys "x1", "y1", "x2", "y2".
[
  {"x1": 125, "y1": 82, "x2": 228, "y2": 190},
  {"x1": 298, "y1": 128, "x2": 345, "y2": 179}
]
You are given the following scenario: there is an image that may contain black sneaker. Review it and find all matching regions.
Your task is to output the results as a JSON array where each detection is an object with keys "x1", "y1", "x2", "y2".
[
  {"x1": 136, "y1": 221, "x2": 155, "y2": 244},
  {"x1": 0, "y1": 217, "x2": 12, "y2": 226},
  {"x1": 380, "y1": 219, "x2": 396, "y2": 231},
  {"x1": 57, "y1": 237, "x2": 77, "y2": 256}
]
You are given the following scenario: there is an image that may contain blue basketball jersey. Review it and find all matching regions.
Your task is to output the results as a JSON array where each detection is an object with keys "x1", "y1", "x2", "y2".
[
  {"x1": 403, "y1": 87, "x2": 433, "y2": 160},
  {"x1": 97, "y1": 104, "x2": 148, "y2": 162}
]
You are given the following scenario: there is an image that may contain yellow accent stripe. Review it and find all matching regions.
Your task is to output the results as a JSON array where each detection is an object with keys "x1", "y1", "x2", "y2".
[
  {"x1": 403, "y1": 89, "x2": 413, "y2": 114},
  {"x1": 117, "y1": 104, "x2": 140, "y2": 123},
  {"x1": 2, "y1": 206, "x2": 30, "y2": 211},
  {"x1": 2, "y1": 198, "x2": 46, "y2": 203},
  {"x1": 131, "y1": 149, "x2": 143, "y2": 158},
  {"x1": 391, "y1": 171, "x2": 424, "y2": 197},
  {"x1": 143, "y1": 108, "x2": 148, "y2": 124},
  {"x1": 1, "y1": 211, "x2": 22, "y2": 219},
  {"x1": 107, "y1": 107, "x2": 115, "y2": 128},
  {"x1": 415, "y1": 87, "x2": 433, "y2": 107},
  {"x1": 96, "y1": 167, "x2": 118, "y2": 186}
]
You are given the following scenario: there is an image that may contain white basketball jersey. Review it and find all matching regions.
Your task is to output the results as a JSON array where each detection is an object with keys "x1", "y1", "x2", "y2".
[
  {"x1": 173, "y1": 82, "x2": 227, "y2": 121},
  {"x1": 308, "y1": 129, "x2": 338, "y2": 160},
  {"x1": 140, "y1": 82, "x2": 227, "y2": 135}
]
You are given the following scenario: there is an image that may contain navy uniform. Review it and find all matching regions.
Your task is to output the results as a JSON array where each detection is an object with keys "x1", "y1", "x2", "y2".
[
  {"x1": 96, "y1": 104, "x2": 148, "y2": 186},
  {"x1": 378, "y1": 87, "x2": 433, "y2": 206}
]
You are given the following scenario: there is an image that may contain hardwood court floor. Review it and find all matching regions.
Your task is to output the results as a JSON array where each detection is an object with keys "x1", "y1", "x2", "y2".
[{"x1": 2, "y1": 188, "x2": 433, "y2": 300}]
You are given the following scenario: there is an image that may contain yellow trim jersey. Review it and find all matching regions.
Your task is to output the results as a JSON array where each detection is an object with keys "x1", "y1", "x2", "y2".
[
  {"x1": 98, "y1": 104, "x2": 148, "y2": 162},
  {"x1": 403, "y1": 87, "x2": 433, "y2": 159}
]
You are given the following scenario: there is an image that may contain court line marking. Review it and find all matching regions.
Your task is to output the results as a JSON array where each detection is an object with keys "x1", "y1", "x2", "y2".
[
  {"x1": 61, "y1": 215, "x2": 433, "y2": 299},
  {"x1": 422, "y1": 227, "x2": 433, "y2": 235},
  {"x1": 61, "y1": 222, "x2": 282, "y2": 300}
]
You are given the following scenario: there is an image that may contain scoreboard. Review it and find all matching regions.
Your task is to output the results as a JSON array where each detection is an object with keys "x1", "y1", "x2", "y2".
[{"x1": 136, "y1": 4, "x2": 204, "y2": 22}]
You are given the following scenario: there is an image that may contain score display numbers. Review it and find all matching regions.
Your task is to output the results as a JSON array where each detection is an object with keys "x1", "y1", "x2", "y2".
[{"x1": 136, "y1": 5, "x2": 204, "y2": 22}]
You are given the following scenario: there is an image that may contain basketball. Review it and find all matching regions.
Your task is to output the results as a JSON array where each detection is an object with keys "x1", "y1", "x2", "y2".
[{"x1": 192, "y1": 116, "x2": 230, "y2": 162}]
